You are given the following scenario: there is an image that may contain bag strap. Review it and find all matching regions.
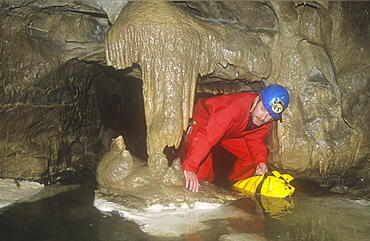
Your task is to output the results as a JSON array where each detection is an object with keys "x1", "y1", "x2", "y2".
[
  {"x1": 273, "y1": 171, "x2": 295, "y2": 193},
  {"x1": 272, "y1": 171, "x2": 291, "y2": 183},
  {"x1": 255, "y1": 172, "x2": 273, "y2": 195},
  {"x1": 254, "y1": 172, "x2": 272, "y2": 215}
]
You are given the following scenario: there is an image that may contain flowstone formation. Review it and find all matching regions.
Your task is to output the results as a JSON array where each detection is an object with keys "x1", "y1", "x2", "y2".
[
  {"x1": 103, "y1": 1, "x2": 272, "y2": 200},
  {"x1": 105, "y1": 1, "x2": 271, "y2": 158},
  {"x1": 95, "y1": 136, "x2": 237, "y2": 212}
]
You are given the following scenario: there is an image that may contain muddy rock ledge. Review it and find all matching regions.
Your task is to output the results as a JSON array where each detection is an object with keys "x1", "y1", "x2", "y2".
[{"x1": 94, "y1": 136, "x2": 237, "y2": 214}]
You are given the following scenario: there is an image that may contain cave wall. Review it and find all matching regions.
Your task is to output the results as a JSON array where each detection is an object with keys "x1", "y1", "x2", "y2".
[
  {"x1": 266, "y1": 1, "x2": 370, "y2": 185},
  {"x1": 0, "y1": 1, "x2": 369, "y2": 187},
  {"x1": 0, "y1": 1, "x2": 121, "y2": 181}
]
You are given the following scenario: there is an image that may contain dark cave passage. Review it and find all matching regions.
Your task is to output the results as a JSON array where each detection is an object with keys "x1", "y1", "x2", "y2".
[
  {"x1": 8, "y1": 58, "x2": 150, "y2": 182},
  {"x1": 91, "y1": 64, "x2": 148, "y2": 161}
]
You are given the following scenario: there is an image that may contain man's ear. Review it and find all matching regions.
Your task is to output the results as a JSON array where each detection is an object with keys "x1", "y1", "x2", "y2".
[{"x1": 250, "y1": 95, "x2": 260, "y2": 113}]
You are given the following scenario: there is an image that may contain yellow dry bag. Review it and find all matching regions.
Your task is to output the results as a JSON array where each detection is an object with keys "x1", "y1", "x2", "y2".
[{"x1": 233, "y1": 171, "x2": 295, "y2": 198}]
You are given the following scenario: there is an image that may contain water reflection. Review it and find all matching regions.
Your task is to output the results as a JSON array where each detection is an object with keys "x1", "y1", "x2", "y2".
[
  {"x1": 265, "y1": 193, "x2": 370, "y2": 241},
  {"x1": 235, "y1": 193, "x2": 294, "y2": 220},
  {"x1": 0, "y1": 179, "x2": 369, "y2": 241}
]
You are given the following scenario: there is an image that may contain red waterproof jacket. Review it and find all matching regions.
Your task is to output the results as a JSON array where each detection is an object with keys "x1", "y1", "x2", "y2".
[{"x1": 182, "y1": 92, "x2": 272, "y2": 179}]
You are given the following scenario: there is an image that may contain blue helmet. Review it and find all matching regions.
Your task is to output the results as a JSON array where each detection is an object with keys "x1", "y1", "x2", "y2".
[{"x1": 260, "y1": 84, "x2": 289, "y2": 119}]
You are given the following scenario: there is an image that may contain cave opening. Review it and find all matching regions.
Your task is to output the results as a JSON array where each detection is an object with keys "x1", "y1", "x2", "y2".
[
  {"x1": 52, "y1": 56, "x2": 276, "y2": 191},
  {"x1": 38, "y1": 59, "x2": 149, "y2": 183},
  {"x1": 40, "y1": 57, "x2": 277, "y2": 189},
  {"x1": 90, "y1": 63, "x2": 148, "y2": 162}
]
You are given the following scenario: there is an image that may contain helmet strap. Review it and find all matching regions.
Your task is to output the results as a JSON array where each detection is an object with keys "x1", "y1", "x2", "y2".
[{"x1": 250, "y1": 94, "x2": 261, "y2": 113}]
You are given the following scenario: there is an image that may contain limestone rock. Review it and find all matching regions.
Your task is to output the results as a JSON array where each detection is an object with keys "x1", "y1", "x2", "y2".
[
  {"x1": 105, "y1": 1, "x2": 271, "y2": 158},
  {"x1": 330, "y1": 185, "x2": 349, "y2": 194},
  {"x1": 96, "y1": 136, "x2": 136, "y2": 194},
  {"x1": 219, "y1": 233, "x2": 267, "y2": 241},
  {"x1": 148, "y1": 154, "x2": 184, "y2": 186},
  {"x1": 96, "y1": 135, "x2": 236, "y2": 208},
  {"x1": 0, "y1": 1, "x2": 369, "y2": 191}
]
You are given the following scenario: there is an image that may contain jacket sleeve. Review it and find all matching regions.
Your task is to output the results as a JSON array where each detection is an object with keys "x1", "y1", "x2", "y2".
[
  {"x1": 182, "y1": 97, "x2": 234, "y2": 173},
  {"x1": 244, "y1": 123, "x2": 272, "y2": 166}
]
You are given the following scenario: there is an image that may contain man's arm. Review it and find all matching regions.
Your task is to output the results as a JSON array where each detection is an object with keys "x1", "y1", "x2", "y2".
[
  {"x1": 245, "y1": 123, "x2": 272, "y2": 175},
  {"x1": 182, "y1": 96, "x2": 234, "y2": 191}
]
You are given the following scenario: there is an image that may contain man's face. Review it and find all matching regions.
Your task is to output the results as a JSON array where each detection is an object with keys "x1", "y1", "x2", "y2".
[{"x1": 250, "y1": 100, "x2": 275, "y2": 126}]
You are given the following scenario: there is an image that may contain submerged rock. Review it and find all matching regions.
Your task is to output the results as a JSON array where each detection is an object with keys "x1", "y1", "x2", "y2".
[
  {"x1": 0, "y1": 178, "x2": 44, "y2": 210},
  {"x1": 96, "y1": 136, "x2": 237, "y2": 213},
  {"x1": 94, "y1": 135, "x2": 241, "y2": 237},
  {"x1": 93, "y1": 191, "x2": 247, "y2": 238},
  {"x1": 219, "y1": 233, "x2": 267, "y2": 241},
  {"x1": 330, "y1": 184, "x2": 349, "y2": 194}
]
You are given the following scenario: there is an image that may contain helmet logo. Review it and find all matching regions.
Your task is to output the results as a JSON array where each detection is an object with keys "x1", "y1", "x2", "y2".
[{"x1": 271, "y1": 98, "x2": 284, "y2": 114}]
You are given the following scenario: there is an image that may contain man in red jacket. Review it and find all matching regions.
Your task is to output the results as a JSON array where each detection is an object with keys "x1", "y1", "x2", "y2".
[{"x1": 180, "y1": 84, "x2": 289, "y2": 192}]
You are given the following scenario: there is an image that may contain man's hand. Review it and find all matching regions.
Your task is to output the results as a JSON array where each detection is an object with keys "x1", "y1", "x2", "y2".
[
  {"x1": 255, "y1": 163, "x2": 268, "y2": 176},
  {"x1": 184, "y1": 170, "x2": 200, "y2": 192}
]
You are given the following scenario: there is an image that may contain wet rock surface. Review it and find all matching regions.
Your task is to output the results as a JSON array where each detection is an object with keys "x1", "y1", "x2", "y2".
[
  {"x1": 0, "y1": 1, "x2": 369, "y2": 193},
  {"x1": 96, "y1": 136, "x2": 237, "y2": 211}
]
